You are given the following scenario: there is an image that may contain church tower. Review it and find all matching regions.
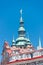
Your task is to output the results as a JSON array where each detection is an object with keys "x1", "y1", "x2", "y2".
[
  {"x1": 16, "y1": 9, "x2": 31, "y2": 47},
  {"x1": 18, "y1": 9, "x2": 26, "y2": 37}
]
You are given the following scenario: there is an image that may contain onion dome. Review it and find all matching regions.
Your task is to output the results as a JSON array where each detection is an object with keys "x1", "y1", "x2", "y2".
[
  {"x1": 16, "y1": 37, "x2": 26, "y2": 41},
  {"x1": 18, "y1": 27, "x2": 25, "y2": 32},
  {"x1": 16, "y1": 37, "x2": 31, "y2": 46},
  {"x1": 16, "y1": 37, "x2": 26, "y2": 46}
]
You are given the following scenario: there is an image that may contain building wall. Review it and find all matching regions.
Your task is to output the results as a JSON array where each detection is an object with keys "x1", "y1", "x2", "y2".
[
  {"x1": 6, "y1": 56, "x2": 43, "y2": 65},
  {"x1": 7, "y1": 62, "x2": 43, "y2": 65}
]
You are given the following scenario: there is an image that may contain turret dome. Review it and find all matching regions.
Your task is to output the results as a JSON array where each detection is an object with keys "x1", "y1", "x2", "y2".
[{"x1": 18, "y1": 27, "x2": 25, "y2": 32}]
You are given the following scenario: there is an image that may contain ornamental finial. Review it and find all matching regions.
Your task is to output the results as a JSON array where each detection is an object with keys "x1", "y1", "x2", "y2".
[
  {"x1": 20, "y1": 9, "x2": 22, "y2": 16},
  {"x1": 20, "y1": 9, "x2": 23, "y2": 22},
  {"x1": 39, "y1": 37, "x2": 42, "y2": 48},
  {"x1": 12, "y1": 35, "x2": 15, "y2": 43}
]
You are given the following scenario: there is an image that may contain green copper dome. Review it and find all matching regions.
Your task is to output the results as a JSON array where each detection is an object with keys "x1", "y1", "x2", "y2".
[
  {"x1": 16, "y1": 9, "x2": 31, "y2": 46},
  {"x1": 16, "y1": 37, "x2": 26, "y2": 41},
  {"x1": 18, "y1": 27, "x2": 25, "y2": 32},
  {"x1": 16, "y1": 41, "x2": 26, "y2": 46},
  {"x1": 16, "y1": 37, "x2": 31, "y2": 46}
]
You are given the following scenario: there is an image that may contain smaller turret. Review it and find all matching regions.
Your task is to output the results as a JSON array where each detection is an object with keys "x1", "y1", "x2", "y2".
[
  {"x1": 11, "y1": 36, "x2": 15, "y2": 46},
  {"x1": 37, "y1": 37, "x2": 42, "y2": 50}
]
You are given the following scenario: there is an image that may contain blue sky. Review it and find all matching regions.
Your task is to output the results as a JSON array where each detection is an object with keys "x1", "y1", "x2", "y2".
[{"x1": 0, "y1": 0, "x2": 43, "y2": 61}]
